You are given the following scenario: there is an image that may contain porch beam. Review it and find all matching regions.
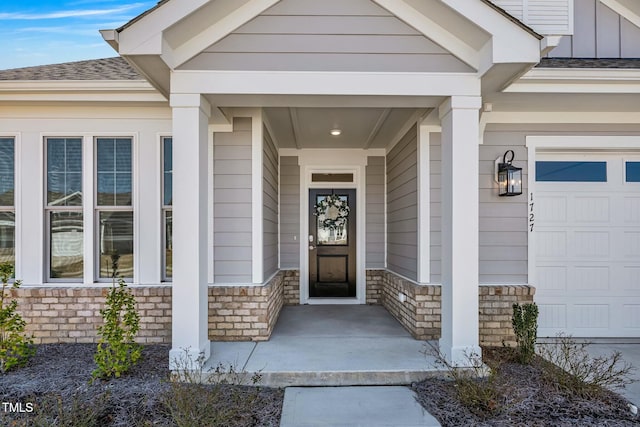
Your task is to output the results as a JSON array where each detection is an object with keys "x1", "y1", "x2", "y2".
[
  {"x1": 438, "y1": 95, "x2": 482, "y2": 367},
  {"x1": 171, "y1": 71, "x2": 481, "y2": 97},
  {"x1": 169, "y1": 93, "x2": 211, "y2": 367}
]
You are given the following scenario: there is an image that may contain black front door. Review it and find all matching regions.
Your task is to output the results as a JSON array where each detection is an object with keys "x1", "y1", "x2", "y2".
[{"x1": 309, "y1": 189, "x2": 356, "y2": 298}]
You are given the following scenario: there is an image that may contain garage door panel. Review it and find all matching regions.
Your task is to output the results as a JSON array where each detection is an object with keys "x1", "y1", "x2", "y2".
[{"x1": 536, "y1": 153, "x2": 640, "y2": 338}]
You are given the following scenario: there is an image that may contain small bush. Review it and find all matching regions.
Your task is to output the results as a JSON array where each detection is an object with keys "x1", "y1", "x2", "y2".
[
  {"x1": 0, "y1": 262, "x2": 34, "y2": 373},
  {"x1": 538, "y1": 333, "x2": 635, "y2": 398},
  {"x1": 426, "y1": 343, "x2": 502, "y2": 418},
  {"x1": 92, "y1": 260, "x2": 141, "y2": 380},
  {"x1": 512, "y1": 302, "x2": 538, "y2": 364}
]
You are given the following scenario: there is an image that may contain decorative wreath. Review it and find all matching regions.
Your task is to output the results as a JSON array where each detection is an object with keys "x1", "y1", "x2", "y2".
[{"x1": 314, "y1": 194, "x2": 350, "y2": 230}]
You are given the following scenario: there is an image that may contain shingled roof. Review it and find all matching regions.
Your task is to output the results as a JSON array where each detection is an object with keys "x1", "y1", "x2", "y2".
[
  {"x1": 538, "y1": 58, "x2": 640, "y2": 69},
  {"x1": 0, "y1": 57, "x2": 142, "y2": 81}
]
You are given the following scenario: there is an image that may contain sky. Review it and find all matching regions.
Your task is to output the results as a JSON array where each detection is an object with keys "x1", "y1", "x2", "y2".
[{"x1": 0, "y1": 0, "x2": 156, "y2": 70}]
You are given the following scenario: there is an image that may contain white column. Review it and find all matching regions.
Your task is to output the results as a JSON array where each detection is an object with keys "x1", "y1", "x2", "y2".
[
  {"x1": 417, "y1": 123, "x2": 438, "y2": 284},
  {"x1": 169, "y1": 94, "x2": 211, "y2": 367},
  {"x1": 438, "y1": 96, "x2": 482, "y2": 366}
]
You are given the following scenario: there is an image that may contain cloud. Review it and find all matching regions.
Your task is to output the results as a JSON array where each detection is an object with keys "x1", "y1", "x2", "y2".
[{"x1": 0, "y1": 4, "x2": 147, "y2": 20}]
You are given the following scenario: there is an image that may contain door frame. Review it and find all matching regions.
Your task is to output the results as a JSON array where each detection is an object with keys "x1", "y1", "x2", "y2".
[{"x1": 292, "y1": 149, "x2": 372, "y2": 305}]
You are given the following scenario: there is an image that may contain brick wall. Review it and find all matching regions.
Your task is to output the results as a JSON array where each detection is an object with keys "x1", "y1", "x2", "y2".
[
  {"x1": 12, "y1": 286, "x2": 172, "y2": 344},
  {"x1": 283, "y1": 270, "x2": 300, "y2": 305},
  {"x1": 208, "y1": 271, "x2": 284, "y2": 341},
  {"x1": 366, "y1": 269, "x2": 384, "y2": 304},
  {"x1": 479, "y1": 285, "x2": 535, "y2": 347}
]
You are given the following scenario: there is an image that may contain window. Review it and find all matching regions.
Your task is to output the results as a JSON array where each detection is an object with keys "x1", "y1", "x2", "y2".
[
  {"x1": 0, "y1": 138, "x2": 15, "y2": 266},
  {"x1": 96, "y1": 138, "x2": 133, "y2": 279},
  {"x1": 162, "y1": 137, "x2": 172, "y2": 280},
  {"x1": 536, "y1": 161, "x2": 607, "y2": 182},
  {"x1": 626, "y1": 162, "x2": 640, "y2": 183},
  {"x1": 46, "y1": 138, "x2": 83, "y2": 280}
]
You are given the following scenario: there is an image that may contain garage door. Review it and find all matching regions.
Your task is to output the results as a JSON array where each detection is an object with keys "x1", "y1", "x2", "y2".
[{"x1": 535, "y1": 153, "x2": 640, "y2": 338}]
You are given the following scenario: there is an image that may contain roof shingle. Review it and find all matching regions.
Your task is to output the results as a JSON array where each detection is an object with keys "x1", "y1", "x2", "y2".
[
  {"x1": 0, "y1": 57, "x2": 142, "y2": 81},
  {"x1": 538, "y1": 58, "x2": 640, "y2": 69}
]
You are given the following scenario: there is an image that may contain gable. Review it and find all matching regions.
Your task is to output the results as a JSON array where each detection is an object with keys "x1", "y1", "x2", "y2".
[{"x1": 178, "y1": 0, "x2": 475, "y2": 73}]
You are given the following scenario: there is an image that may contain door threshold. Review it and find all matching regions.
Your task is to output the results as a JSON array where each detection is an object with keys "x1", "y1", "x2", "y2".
[{"x1": 305, "y1": 297, "x2": 362, "y2": 305}]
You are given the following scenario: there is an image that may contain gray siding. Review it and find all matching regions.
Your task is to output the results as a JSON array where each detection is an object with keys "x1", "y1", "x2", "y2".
[
  {"x1": 429, "y1": 131, "x2": 528, "y2": 285},
  {"x1": 279, "y1": 156, "x2": 300, "y2": 268},
  {"x1": 181, "y1": 0, "x2": 474, "y2": 73},
  {"x1": 366, "y1": 156, "x2": 385, "y2": 268},
  {"x1": 214, "y1": 118, "x2": 252, "y2": 283},
  {"x1": 386, "y1": 126, "x2": 418, "y2": 281},
  {"x1": 263, "y1": 126, "x2": 279, "y2": 279},
  {"x1": 549, "y1": 0, "x2": 640, "y2": 58}
]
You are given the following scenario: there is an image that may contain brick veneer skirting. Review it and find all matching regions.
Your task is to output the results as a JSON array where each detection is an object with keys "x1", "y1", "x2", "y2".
[
  {"x1": 368, "y1": 270, "x2": 536, "y2": 346},
  {"x1": 208, "y1": 271, "x2": 284, "y2": 341},
  {"x1": 283, "y1": 270, "x2": 300, "y2": 305},
  {"x1": 12, "y1": 286, "x2": 172, "y2": 344}
]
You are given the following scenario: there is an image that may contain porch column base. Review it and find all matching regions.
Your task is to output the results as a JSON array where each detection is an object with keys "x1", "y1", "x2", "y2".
[
  {"x1": 169, "y1": 343, "x2": 211, "y2": 371},
  {"x1": 438, "y1": 343, "x2": 483, "y2": 368}
]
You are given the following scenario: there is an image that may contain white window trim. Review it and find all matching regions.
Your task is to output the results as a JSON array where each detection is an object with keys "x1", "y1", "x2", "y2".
[
  {"x1": 160, "y1": 135, "x2": 172, "y2": 282},
  {"x1": 0, "y1": 134, "x2": 18, "y2": 277}
]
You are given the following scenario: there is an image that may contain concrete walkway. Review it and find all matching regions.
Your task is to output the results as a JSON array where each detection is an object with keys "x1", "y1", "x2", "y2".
[
  {"x1": 584, "y1": 342, "x2": 640, "y2": 406},
  {"x1": 280, "y1": 386, "x2": 441, "y2": 427},
  {"x1": 206, "y1": 305, "x2": 441, "y2": 387}
]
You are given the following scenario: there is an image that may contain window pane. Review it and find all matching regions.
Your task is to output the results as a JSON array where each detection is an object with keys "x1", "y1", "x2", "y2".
[
  {"x1": 165, "y1": 210, "x2": 172, "y2": 279},
  {"x1": 316, "y1": 195, "x2": 349, "y2": 246},
  {"x1": 0, "y1": 212, "x2": 15, "y2": 266},
  {"x1": 96, "y1": 138, "x2": 131, "y2": 206},
  {"x1": 99, "y1": 211, "x2": 133, "y2": 278},
  {"x1": 0, "y1": 139, "x2": 14, "y2": 207},
  {"x1": 164, "y1": 138, "x2": 172, "y2": 206},
  {"x1": 50, "y1": 211, "x2": 83, "y2": 279},
  {"x1": 536, "y1": 161, "x2": 607, "y2": 182},
  {"x1": 626, "y1": 162, "x2": 640, "y2": 182},
  {"x1": 47, "y1": 138, "x2": 82, "y2": 206}
]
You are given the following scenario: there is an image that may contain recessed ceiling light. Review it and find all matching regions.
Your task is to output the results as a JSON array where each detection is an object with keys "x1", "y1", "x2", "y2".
[{"x1": 330, "y1": 129, "x2": 342, "y2": 136}]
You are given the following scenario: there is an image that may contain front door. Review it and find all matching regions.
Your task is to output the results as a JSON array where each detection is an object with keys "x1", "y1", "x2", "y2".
[{"x1": 309, "y1": 189, "x2": 356, "y2": 298}]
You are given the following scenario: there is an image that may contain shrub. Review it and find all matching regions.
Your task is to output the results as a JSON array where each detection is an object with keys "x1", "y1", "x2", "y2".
[
  {"x1": 0, "y1": 262, "x2": 34, "y2": 373},
  {"x1": 92, "y1": 261, "x2": 141, "y2": 380},
  {"x1": 538, "y1": 333, "x2": 635, "y2": 398},
  {"x1": 512, "y1": 302, "x2": 538, "y2": 364}
]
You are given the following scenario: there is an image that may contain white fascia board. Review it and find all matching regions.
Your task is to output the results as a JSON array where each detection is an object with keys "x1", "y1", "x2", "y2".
[
  {"x1": 505, "y1": 68, "x2": 640, "y2": 93},
  {"x1": 372, "y1": 0, "x2": 480, "y2": 70},
  {"x1": 484, "y1": 111, "x2": 640, "y2": 125},
  {"x1": 600, "y1": 0, "x2": 640, "y2": 29},
  {"x1": 117, "y1": 0, "x2": 209, "y2": 55},
  {"x1": 442, "y1": 0, "x2": 541, "y2": 65},
  {"x1": 171, "y1": 0, "x2": 280, "y2": 68},
  {"x1": 171, "y1": 71, "x2": 480, "y2": 97},
  {"x1": 0, "y1": 81, "x2": 165, "y2": 102}
]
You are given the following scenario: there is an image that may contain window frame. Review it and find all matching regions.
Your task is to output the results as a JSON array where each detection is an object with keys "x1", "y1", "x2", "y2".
[
  {"x1": 161, "y1": 136, "x2": 172, "y2": 281},
  {"x1": 0, "y1": 136, "x2": 16, "y2": 270},
  {"x1": 44, "y1": 137, "x2": 84, "y2": 282},
  {"x1": 94, "y1": 136, "x2": 134, "y2": 282}
]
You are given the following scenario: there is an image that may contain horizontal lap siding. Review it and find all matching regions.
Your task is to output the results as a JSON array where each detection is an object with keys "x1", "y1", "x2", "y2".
[
  {"x1": 366, "y1": 156, "x2": 385, "y2": 268},
  {"x1": 263, "y1": 127, "x2": 279, "y2": 279},
  {"x1": 280, "y1": 156, "x2": 300, "y2": 269},
  {"x1": 214, "y1": 118, "x2": 252, "y2": 283},
  {"x1": 387, "y1": 126, "x2": 417, "y2": 281},
  {"x1": 181, "y1": 0, "x2": 473, "y2": 73}
]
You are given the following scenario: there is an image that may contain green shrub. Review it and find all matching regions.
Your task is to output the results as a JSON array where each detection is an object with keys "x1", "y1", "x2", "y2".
[
  {"x1": 0, "y1": 262, "x2": 34, "y2": 373},
  {"x1": 512, "y1": 302, "x2": 538, "y2": 364},
  {"x1": 92, "y1": 262, "x2": 141, "y2": 380},
  {"x1": 538, "y1": 333, "x2": 635, "y2": 398}
]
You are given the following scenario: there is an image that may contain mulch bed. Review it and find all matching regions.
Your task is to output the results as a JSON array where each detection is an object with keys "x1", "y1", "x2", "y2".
[
  {"x1": 412, "y1": 347, "x2": 640, "y2": 426},
  {"x1": 0, "y1": 344, "x2": 283, "y2": 427}
]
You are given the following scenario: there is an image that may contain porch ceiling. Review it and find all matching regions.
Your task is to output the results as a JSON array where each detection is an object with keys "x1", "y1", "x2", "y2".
[{"x1": 263, "y1": 107, "x2": 425, "y2": 149}]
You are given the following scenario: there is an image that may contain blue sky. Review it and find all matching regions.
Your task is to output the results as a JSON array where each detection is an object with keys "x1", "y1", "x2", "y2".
[{"x1": 0, "y1": 1, "x2": 156, "y2": 70}]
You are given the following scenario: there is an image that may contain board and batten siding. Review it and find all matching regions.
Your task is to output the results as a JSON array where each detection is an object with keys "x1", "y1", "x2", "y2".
[
  {"x1": 386, "y1": 125, "x2": 418, "y2": 281},
  {"x1": 550, "y1": 0, "x2": 640, "y2": 58},
  {"x1": 263, "y1": 126, "x2": 279, "y2": 279},
  {"x1": 279, "y1": 156, "x2": 300, "y2": 269},
  {"x1": 429, "y1": 131, "x2": 528, "y2": 285},
  {"x1": 213, "y1": 117, "x2": 252, "y2": 283},
  {"x1": 180, "y1": 0, "x2": 473, "y2": 73},
  {"x1": 366, "y1": 156, "x2": 385, "y2": 268}
]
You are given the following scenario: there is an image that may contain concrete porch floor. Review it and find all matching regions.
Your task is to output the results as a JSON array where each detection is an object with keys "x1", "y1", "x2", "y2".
[{"x1": 205, "y1": 305, "x2": 441, "y2": 387}]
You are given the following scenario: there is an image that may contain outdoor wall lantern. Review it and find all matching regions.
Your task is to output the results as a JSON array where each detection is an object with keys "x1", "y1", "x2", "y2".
[{"x1": 495, "y1": 150, "x2": 522, "y2": 196}]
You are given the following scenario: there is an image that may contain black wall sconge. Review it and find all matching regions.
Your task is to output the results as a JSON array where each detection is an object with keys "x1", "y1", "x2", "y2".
[{"x1": 495, "y1": 150, "x2": 522, "y2": 196}]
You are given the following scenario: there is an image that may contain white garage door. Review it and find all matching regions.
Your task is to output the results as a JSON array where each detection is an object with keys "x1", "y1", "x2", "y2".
[{"x1": 535, "y1": 153, "x2": 640, "y2": 338}]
